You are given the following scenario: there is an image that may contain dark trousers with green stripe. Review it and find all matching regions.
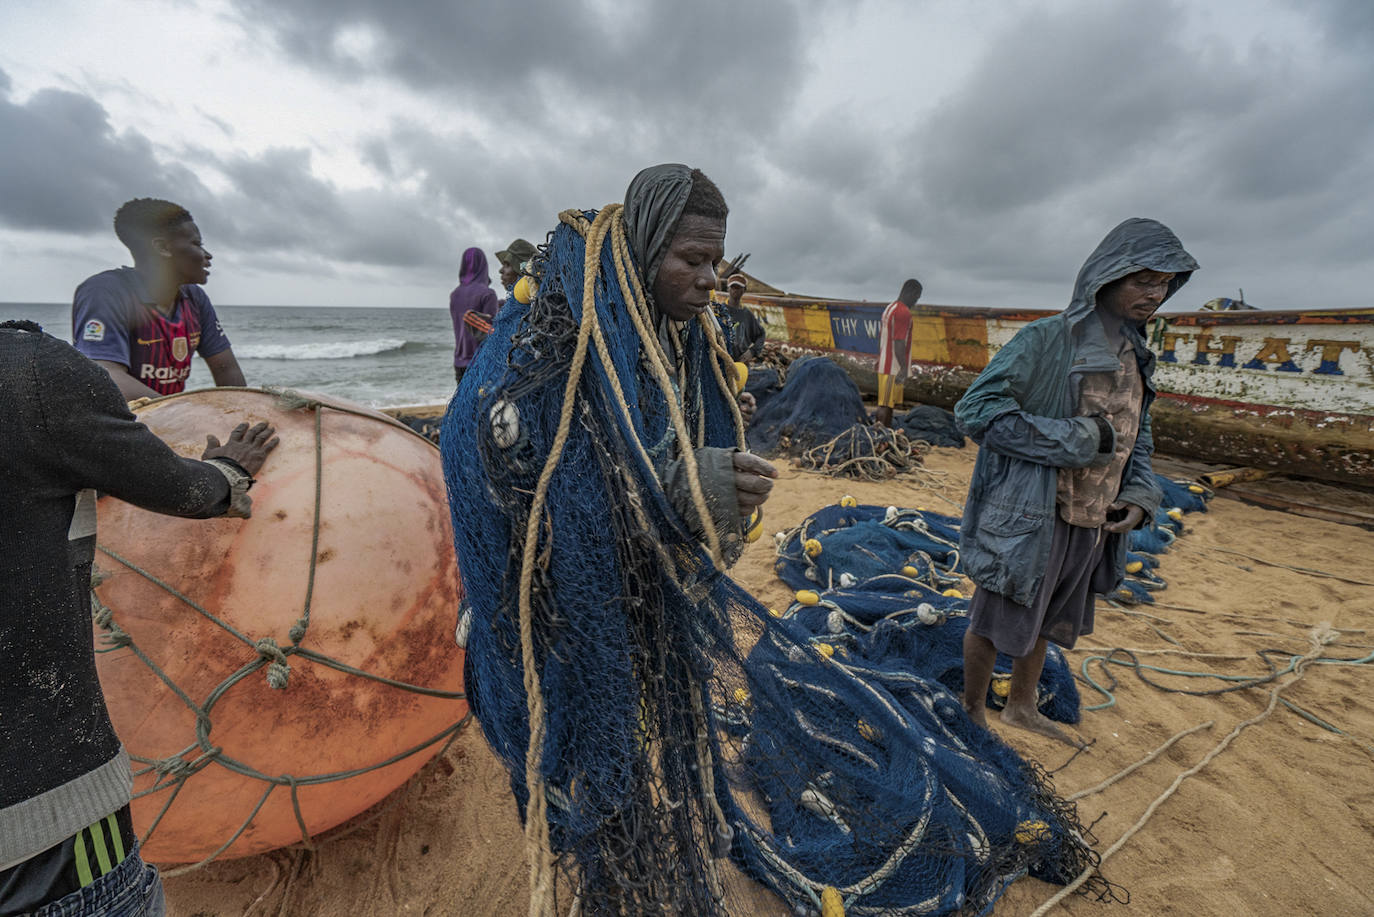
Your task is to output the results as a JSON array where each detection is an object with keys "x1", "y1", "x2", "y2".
[{"x1": 0, "y1": 806, "x2": 162, "y2": 916}]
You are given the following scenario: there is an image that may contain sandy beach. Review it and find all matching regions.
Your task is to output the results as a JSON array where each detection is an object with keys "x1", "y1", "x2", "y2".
[{"x1": 161, "y1": 445, "x2": 1374, "y2": 916}]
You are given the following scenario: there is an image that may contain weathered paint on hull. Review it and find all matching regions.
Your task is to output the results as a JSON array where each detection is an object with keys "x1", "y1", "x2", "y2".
[{"x1": 729, "y1": 294, "x2": 1374, "y2": 486}]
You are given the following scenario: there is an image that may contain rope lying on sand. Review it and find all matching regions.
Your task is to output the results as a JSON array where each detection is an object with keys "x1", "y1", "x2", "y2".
[
  {"x1": 796, "y1": 425, "x2": 943, "y2": 481},
  {"x1": 1031, "y1": 625, "x2": 1341, "y2": 916}
]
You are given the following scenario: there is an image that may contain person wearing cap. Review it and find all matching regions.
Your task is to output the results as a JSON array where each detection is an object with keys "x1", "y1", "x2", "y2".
[
  {"x1": 723, "y1": 273, "x2": 766, "y2": 362},
  {"x1": 495, "y1": 238, "x2": 537, "y2": 293}
]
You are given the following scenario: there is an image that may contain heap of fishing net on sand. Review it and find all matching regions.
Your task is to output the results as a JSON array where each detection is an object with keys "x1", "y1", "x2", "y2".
[
  {"x1": 438, "y1": 203, "x2": 1158, "y2": 917},
  {"x1": 745, "y1": 352, "x2": 967, "y2": 481}
]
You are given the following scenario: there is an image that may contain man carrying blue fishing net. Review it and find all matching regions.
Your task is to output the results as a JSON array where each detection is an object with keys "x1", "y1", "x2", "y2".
[
  {"x1": 443, "y1": 165, "x2": 1104, "y2": 915},
  {"x1": 955, "y1": 219, "x2": 1198, "y2": 746}
]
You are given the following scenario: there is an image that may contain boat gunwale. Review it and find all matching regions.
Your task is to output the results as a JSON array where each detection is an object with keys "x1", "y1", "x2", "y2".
[{"x1": 733, "y1": 292, "x2": 1374, "y2": 327}]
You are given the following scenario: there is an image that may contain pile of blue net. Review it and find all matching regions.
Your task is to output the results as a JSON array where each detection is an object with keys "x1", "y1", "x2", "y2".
[
  {"x1": 747, "y1": 356, "x2": 869, "y2": 455},
  {"x1": 442, "y1": 207, "x2": 1103, "y2": 915},
  {"x1": 767, "y1": 474, "x2": 1213, "y2": 732},
  {"x1": 746, "y1": 357, "x2": 966, "y2": 479},
  {"x1": 771, "y1": 503, "x2": 1082, "y2": 725}
]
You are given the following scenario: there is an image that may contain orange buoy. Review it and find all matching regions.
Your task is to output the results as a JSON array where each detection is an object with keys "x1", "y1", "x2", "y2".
[{"x1": 92, "y1": 388, "x2": 466, "y2": 864}]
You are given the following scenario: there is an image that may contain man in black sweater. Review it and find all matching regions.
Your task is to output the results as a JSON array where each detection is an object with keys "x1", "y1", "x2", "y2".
[{"x1": 0, "y1": 320, "x2": 278, "y2": 916}]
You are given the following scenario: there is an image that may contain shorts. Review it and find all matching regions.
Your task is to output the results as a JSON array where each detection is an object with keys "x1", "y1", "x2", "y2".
[
  {"x1": 877, "y1": 373, "x2": 905, "y2": 409},
  {"x1": 14, "y1": 849, "x2": 163, "y2": 917}
]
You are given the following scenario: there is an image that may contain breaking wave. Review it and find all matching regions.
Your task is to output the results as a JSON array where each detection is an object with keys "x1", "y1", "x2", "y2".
[{"x1": 235, "y1": 339, "x2": 411, "y2": 360}]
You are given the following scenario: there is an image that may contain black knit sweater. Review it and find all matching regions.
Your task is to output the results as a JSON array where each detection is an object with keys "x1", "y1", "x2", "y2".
[{"x1": 0, "y1": 324, "x2": 231, "y2": 849}]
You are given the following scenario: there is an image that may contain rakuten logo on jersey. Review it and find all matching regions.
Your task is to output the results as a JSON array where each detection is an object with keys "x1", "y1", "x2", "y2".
[{"x1": 139, "y1": 364, "x2": 193, "y2": 382}]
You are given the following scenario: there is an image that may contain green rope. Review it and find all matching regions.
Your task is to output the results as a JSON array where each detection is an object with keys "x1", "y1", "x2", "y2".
[
  {"x1": 288, "y1": 405, "x2": 324, "y2": 647},
  {"x1": 1079, "y1": 646, "x2": 1374, "y2": 711}
]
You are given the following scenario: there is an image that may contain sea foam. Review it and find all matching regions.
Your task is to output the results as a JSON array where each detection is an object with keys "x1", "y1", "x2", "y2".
[{"x1": 235, "y1": 339, "x2": 408, "y2": 360}]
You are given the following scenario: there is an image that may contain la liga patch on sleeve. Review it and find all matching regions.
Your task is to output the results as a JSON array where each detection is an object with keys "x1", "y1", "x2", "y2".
[{"x1": 83, "y1": 319, "x2": 105, "y2": 341}]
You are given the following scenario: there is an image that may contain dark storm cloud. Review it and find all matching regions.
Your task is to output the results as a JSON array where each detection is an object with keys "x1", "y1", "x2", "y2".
[
  {"x1": 7, "y1": 0, "x2": 1372, "y2": 308},
  {"x1": 0, "y1": 72, "x2": 459, "y2": 274},
  {"x1": 765, "y1": 0, "x2": 1374, "y2": 307},
  {"x1": 0, "y1": 72, "x2": 209, "y2": 234},
  {"x1": 230, "y1": 0, "x2": 812, "y2": 131},
  {"x1": 194, "y1": 145, "x2": 460, "y2": 270},
  {"x1": 224, "y1": 0, "x2": 819, "y2": 260},
  {"x1": 218, "y1": 0, "x2": 824, "y2": 281}
]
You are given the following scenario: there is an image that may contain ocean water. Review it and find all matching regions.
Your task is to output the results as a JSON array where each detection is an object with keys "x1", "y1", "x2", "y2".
[{"x1": 0, "y1": 302, "x2": 460, "y2": 408}]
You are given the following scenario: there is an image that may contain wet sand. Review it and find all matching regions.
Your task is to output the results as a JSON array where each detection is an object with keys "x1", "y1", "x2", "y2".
[{"x1": 164, "y1": 446, "x2": 1374, "y2": 916}]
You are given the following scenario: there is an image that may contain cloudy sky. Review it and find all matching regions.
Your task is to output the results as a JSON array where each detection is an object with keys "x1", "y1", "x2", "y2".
[{"x1": 2, "y1": 0, "x2": 1370, "y2": 310}]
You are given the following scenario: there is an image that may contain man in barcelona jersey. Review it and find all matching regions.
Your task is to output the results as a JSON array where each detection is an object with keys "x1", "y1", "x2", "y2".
[{"x1": 72, "y1": 198, "x2": 246, "y2": 401}]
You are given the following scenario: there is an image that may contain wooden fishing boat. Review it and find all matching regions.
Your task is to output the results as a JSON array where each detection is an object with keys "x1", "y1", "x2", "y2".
[{"x1": 724, "y1": 292, "x2": 1374, "y2": 487}]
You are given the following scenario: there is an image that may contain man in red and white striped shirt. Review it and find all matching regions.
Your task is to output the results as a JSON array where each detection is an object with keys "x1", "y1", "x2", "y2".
[{"x1": 875, "y1": 278, "x2": 923, "y2": 427}]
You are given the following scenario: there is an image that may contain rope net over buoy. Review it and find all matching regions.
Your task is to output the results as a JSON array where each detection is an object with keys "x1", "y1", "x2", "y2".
[{"x1": 91, "y1": 388, "x2": 469, "y2": 873}]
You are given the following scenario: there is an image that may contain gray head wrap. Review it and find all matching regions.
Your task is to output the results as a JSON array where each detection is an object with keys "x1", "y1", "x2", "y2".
[{"x1": 623, "y1": 163, "x2": 694, "y2": 290}]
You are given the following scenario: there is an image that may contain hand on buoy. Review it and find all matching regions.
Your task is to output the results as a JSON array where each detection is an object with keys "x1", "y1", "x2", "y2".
[{"x1": 203, "y1": 421, "x2": 280, "y2": 475}]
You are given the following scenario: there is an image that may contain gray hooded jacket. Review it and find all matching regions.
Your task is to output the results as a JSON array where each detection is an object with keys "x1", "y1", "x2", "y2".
[{"x1": 954, "y1": 219, "x2": 1198, "y2": 605}]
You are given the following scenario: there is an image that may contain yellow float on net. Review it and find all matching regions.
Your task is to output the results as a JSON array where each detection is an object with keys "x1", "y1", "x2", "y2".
[
  {"x1": 733, "y1": 687, "x2": 750, "y2": 705},
  {"x1": 513, "y1": 274, "x2": 538, "y2": 304},
  {"x1": 942, "y1": 588, "x2": 964, "y2": 598},
  {"x1": 768, "y1": 607, "x2": 783, "y2": 618},
  {"x1": 820, "y1": 885, "x2": 845, "y2": 916},
  {"x1": 1167, "y1": 507, "x2": 1184, "y2": 522},
  {"x1": 796, "y1": 589, "x2": 821, "y2": 606},
  {"x1": 815, "y1": 642, "x2": 835, "y2": 658},
  {"x1": 745, "y1": 511, "x2": 764, "y2": 543},
  {"x1": 839, "y1": 495, "x2": 858, "y2": 508},
  {"x1": 803, "y1": 538, "x2": 823, "y2": 558},
  {"x1": 901, "y1": 565, "x2": 920, "y2": 578},
  {"x1": 1188, "y1": 483, "x2": 1205, "y2": 494},
  {"x1": 1125, "y1": 559, "x2": 1144, "y2": 574},
  {"x1": 1014, "y1": 819, "x2": 1051, "y2": 845},
  {"x1": 734, "y1": 361, "x2": 749, "y2": 393},
  {"x1": 991, "y1": 674, "x2": 1012, "y2": 698},
  {"x1": 856, "y1": 719, "x2": 880, "y2": 742}
]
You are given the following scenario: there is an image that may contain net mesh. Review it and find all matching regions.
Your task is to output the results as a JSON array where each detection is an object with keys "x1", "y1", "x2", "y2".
[{"x1": 441, "y1": 207, "x2": 1099, "y2": 915}]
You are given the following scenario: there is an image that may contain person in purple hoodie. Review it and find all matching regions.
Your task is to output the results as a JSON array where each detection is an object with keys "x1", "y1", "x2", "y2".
[{"x1": 448, "y1": 247, "x2": 501, "y2": 387}]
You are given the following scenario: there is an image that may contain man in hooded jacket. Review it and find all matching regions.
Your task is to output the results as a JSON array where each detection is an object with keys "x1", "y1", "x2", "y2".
[{"x1": 954, "y1": 218, "x2": 1197, "y2": 745}]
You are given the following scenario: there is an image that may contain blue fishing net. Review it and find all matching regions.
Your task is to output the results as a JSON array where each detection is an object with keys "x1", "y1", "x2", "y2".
[
  {"x1": 743, "y1": 364, "x2": 784, "y2": 415},
  {"x1": 746, "y1": 356, "x2": 869, "y2": 455},
  {"x1": 772, "y1": 503, "x2": 1081, "y2": 725},
  {"x1": 896, "y1": 405, "x2": 967, "y2": 448},
  {"x1": 442, "y1": 207, "x2": 1098, "y2": 915}
]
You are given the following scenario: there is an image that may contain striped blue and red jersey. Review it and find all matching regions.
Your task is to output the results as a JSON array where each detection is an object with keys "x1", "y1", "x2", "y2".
[{"x1": 72, "y1": 268, "x2": 230, "y2": 396}]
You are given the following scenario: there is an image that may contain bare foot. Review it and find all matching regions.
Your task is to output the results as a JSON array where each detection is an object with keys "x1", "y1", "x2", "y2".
[
  {"x1": 1000, "y1": 704, "x2": 1085, "y2": 748},
  {"x1": 962, "y1": 698, "x2": 988, "y2": 728}
]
